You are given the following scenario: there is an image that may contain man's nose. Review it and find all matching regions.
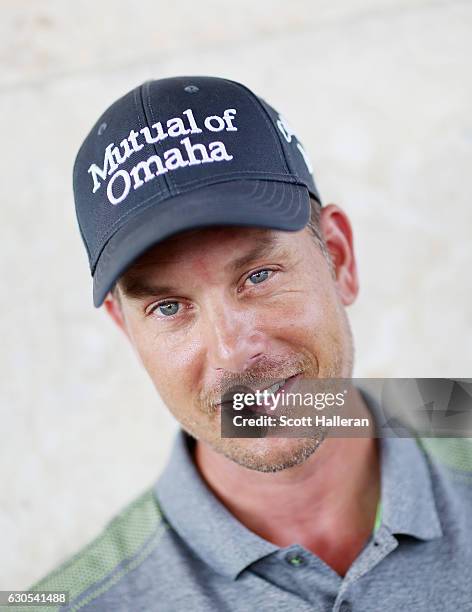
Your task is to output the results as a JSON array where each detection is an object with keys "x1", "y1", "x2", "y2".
[{"x1": 202, "y1": 299, "x2": 267, "y2": 373}]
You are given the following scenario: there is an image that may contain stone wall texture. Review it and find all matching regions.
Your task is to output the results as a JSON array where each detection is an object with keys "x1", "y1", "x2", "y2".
[{"x1": 1, "y1": 0, "x2": 471, "y2": 588}]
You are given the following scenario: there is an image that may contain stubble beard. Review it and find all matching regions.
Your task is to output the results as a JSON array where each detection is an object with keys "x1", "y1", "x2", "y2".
[{"x1": 187, "y1": 305, "x2": 355, "y2": 474}]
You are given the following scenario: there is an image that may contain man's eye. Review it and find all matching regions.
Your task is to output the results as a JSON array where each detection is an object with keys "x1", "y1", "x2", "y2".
[
  {"x1": 248, "y1": 269, "x2": 271, "y2": 285},
  {"x1": 155, "y1": 302, "x2": 179, "y2": 316}
]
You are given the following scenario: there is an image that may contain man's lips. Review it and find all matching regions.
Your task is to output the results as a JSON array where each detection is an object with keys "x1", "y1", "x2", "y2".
[
  {"x1": 215, "y1": 373, "x2": 302, "y2": 414},
  {"x1": 251, "y1": 373, "x2": 302, "y2": 414}
]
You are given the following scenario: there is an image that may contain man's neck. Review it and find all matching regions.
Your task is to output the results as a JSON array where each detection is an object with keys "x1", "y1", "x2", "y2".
[{"x1": 194, "y1": 400, "x2": 380, "y2": 577}]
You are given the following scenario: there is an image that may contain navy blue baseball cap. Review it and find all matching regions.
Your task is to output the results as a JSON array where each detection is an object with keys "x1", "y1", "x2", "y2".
[{"x1": 73, "y1": 76, "x2": 322, "y2": 307}]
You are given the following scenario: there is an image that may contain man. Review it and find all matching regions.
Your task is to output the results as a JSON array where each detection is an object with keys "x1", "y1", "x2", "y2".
[{"x1": 32, "y1": 76, "x2": 472, "y2": 611}]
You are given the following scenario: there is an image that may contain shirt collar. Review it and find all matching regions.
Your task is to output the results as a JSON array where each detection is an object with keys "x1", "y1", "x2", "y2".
[
  {"x1": 360, "y1": 388, "x2": 443, "y2": 541},
  {"x1": 154, "y1": 430, "x2": 278, "y2": 579},
  {"x1": 154, "y1": 393, "x2": 442, "y2": 579}
]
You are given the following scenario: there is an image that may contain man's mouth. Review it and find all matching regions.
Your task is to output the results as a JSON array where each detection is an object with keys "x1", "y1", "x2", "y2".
[
  {"x1": 253, "y1": 373, "x2": 301, "y2": 412},
  {"x1": 263, "y1": 378, "x2": 289, "y2": 395},
  {"x1": 216, "y1": 373, "x2": 302, "y2": 414}
]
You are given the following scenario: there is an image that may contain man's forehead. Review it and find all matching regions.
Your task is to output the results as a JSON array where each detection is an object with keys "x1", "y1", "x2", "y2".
[
  {"x1": 116, "y1": 226, "x2": 296, "y2": 299},
  {"x1": 128, "y1": 226, "x2": 284, "y2": 269}
]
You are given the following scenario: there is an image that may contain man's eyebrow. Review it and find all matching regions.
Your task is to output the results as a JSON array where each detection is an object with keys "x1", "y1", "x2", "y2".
[
  {"x1": 119, "y1": 280, "x2": 178, "y2": 300},
  {"x1": 119, "y1": 235, "x2": 284, "y2": 300},
  {"x1": 224, "y1": 235, "x2": 283, "y2": 273}
]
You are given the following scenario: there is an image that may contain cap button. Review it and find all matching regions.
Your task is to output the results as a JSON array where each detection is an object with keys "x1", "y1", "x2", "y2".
[{"x1": 184, "y1": 85, "x2": 199, "y2": 93}]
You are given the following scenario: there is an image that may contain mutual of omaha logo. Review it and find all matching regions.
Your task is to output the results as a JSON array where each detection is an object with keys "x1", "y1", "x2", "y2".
[{"x1": 88, "y1": 108, "x2": 237, "y2": 205}]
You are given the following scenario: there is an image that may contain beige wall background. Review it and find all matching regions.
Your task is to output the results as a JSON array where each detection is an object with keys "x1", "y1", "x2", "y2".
[{"x1": 1, "y1": 0, "x2": 471, "y2": 589}]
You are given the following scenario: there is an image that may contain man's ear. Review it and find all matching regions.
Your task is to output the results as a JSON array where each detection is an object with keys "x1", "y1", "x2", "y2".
[
  {"x1": 103, "y1": 291, "x2": 131, "y2": 339},
  {"x1": 319, "y1": 204, "x2": 359, "y2": 305}
]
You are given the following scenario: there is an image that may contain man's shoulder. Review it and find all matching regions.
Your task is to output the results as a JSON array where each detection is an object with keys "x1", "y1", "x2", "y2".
[
  {"x1": 30, "y1": 487, "x2": 168, "y2": 609},
  {"x1": 418, "y1": 437, "x2": 472, "y2": 476},
  {"x1": 417, "y1": 437, "x2": 472, "y2": 506}
]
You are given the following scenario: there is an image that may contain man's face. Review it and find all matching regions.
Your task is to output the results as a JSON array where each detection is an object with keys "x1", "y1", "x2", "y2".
[{"x1": 105, "y1": 204, "x2": 358, "y2": 471}]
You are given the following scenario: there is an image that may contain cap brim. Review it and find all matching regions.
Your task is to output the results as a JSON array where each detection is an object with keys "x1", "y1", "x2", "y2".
[{"x1": 92, "y1": 179, "x2": 311, "y2": 307}]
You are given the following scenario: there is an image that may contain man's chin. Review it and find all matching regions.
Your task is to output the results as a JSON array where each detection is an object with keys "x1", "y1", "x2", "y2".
[{"x1": 209, "y1": 434, "x2": 327, "y2": 473}]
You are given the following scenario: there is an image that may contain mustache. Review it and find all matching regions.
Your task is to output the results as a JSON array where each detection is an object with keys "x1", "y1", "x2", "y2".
[{"x1": 195, "y1": 352, "x2": 319, "y2": 415}]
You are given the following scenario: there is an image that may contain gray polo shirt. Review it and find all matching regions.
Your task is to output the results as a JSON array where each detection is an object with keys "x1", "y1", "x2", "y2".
[{"x1": 32, "y1": 402, "x2": 472, "y2": 611}]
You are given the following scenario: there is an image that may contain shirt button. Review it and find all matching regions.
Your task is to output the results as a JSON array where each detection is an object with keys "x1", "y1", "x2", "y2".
[
  {"x1": 339, "y1": 602, "x2": 351, "y2": 612},
  {"x1": 285, "y1": 552, "x2": 305, "y2": 567}
]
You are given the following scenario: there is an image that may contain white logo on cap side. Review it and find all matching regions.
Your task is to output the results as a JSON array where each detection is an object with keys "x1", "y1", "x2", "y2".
[{"x1": 276, "y1": 114, "x2": 314, "y2": 176}]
